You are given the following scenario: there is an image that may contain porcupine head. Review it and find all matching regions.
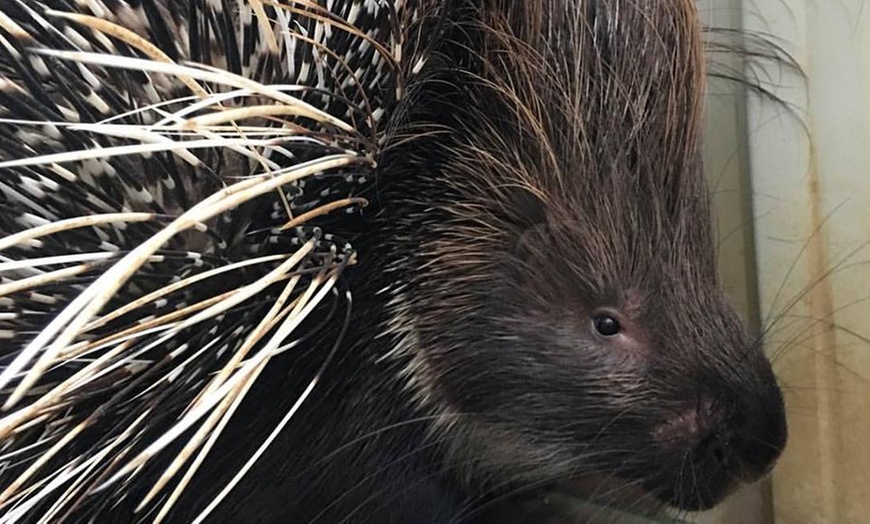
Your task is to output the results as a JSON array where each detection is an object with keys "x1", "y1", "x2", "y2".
[{"x1": 378, "y1": 0, "x2": 788, "y2": 511}]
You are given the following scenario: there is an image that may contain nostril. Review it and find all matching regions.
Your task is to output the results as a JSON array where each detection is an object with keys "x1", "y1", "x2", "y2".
[
  {"x1": 709, "y1": 430, "x2": 784, "y2": 482},
  {"x1": 711, "y1": 441, "x2": 727, "y2": 466},
  {"x1": 703, "y1": 434, "x2": 731, "y2": 469}
]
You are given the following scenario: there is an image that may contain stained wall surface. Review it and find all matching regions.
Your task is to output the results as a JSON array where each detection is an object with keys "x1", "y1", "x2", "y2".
[{"x1": 700, "y1": 0, "x2": 870, "y2": 523}]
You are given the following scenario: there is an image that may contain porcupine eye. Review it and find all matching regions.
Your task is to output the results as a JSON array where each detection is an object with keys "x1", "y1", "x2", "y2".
[{"x1": 593, "y1": 315, "x2": 621, "y2": 336}]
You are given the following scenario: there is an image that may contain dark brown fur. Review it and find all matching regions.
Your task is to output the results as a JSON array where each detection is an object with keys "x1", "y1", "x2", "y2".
[
  {"x1": 0, "y1": 0, "x2": 786, "y2": 522},
  {"x1": 352, "y1": 0, "x2": 787, "y2": 516}
]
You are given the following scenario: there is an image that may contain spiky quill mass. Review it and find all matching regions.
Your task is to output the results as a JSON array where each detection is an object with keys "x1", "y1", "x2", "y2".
[
  {"x1": 0, "y1": 0, "x2": 429, "y2": 520},
  {"x1": 0, "y1": 1, "x2": 787, "y2": 523}
]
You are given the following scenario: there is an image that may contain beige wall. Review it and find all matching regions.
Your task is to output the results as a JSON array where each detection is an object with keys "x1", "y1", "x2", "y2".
[
  {"x1": 700, "y1": 1, "x2": 870, "y2": 523},
  {"x1": 744, "y1": 1, "x2": 870, "y2": 523}
]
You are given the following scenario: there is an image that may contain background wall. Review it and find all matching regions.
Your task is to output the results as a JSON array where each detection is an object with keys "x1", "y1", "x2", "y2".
[
  {"x1": 695, "y1": 0, "x2": 770, "y2": 521},
  {"x1": 698, "y1": 0, "x2": 870, "y2": 522}
]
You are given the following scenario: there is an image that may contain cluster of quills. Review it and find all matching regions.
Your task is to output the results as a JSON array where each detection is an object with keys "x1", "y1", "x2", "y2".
[{"x1": 0, "y1": 0, "x2": 423, "y2": 521}]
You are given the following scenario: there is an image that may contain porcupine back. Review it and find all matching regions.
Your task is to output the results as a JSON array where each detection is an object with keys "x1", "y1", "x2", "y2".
[{"x1": 0, "y1": 1, "x2": 438, "y2": 521}]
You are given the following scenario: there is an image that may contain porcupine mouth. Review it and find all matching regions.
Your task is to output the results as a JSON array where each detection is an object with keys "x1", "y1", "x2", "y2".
[
  {"x1": 560, "y1": 461, "x2": 740, "y2": 515},
  {"x1": 493, "y1": 476, "x2": 679, "y2": 521}
]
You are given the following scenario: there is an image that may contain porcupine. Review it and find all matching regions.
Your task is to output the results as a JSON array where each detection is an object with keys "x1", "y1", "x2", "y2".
[{"x1": 0, "y1": 0, "x2": 788, "y2": 523}]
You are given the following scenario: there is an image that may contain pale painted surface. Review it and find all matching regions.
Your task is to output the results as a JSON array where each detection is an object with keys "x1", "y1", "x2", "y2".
[
  {"x1": 740, "y1": 1, "x2": 870, "y2": 523},
  {"x1": 695, "y1": 0, "x2": 870, "y2": 522}
]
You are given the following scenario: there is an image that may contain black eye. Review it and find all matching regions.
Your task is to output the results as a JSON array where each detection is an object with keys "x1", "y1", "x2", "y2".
[{"x1": 593, "y1": 315, "x2": 621, "y2": 337}]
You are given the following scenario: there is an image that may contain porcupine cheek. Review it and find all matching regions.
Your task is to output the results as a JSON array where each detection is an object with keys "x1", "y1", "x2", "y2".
[
  {"x1": 483, "y1": 322, "x2": 651, "y2": 447},
  {"x1": 426, "y1": 333, "x2": 653, "y2": 492}
]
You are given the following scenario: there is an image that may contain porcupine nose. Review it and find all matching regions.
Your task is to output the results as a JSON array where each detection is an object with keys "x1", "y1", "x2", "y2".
[
  {"x1": 697, "y1": 427, "x2": 778, "y2": 484},
  {"x1": 673, "y1": 405, "x2": 785, "y2": 510},
  {"x1": 715, "y1": 382, "x2": 788, "y2": 481},
  {"x1": 655, "y1": 380, "x2": 787, "y2": 511}
]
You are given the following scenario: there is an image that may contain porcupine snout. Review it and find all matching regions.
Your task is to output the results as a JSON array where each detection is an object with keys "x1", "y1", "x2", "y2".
[{"x1": 646, "y1": 334, "x2": 787, "y2": 510}]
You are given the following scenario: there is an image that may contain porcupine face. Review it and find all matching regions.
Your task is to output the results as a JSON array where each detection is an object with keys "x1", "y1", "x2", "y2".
[
  {"x1": 383, "y1": 0, "x2": 787, "y2": 512},
  {"x1": 478, "y1": 219, "x2": 789, "y2": 511}
]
